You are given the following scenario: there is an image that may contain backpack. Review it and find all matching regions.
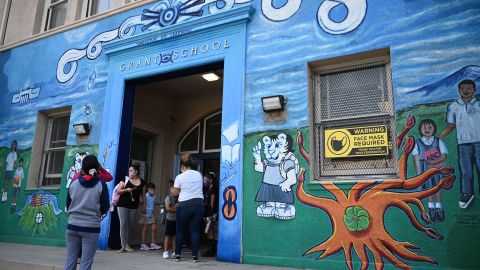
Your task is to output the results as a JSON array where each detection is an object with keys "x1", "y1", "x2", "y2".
[
  {"x1": 279, "y1": 152, "x2": 300, "y2": 179},
  {"x1": 109, "y1": 176, "x2": 129, "y2": 212}
]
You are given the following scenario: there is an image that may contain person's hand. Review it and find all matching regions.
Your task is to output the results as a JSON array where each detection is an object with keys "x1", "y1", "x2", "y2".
[{"x1": 126, "y1": 188, "x2": 133, "y2": 193}]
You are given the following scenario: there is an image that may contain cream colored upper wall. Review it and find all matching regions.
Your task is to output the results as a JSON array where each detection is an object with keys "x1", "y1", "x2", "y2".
[{"x1": 3, "y1": 0, "x2": 39, "y2": 44}]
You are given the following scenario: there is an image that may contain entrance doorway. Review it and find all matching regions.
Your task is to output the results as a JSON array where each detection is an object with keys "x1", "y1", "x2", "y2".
[{"x1": 109, "y1": 62, "x2": 223, "y2": 251}]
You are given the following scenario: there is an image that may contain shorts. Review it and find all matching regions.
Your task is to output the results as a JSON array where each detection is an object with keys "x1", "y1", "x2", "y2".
[
  {"x1": 165, "y1": 219, "x2": 176, "y2": 236},
  {"x1": 139, "y1": 215, "x2": 156, "y2": 225},
  {"x1": 13, "y1": 187, "x2": 20, "y2": 197}
]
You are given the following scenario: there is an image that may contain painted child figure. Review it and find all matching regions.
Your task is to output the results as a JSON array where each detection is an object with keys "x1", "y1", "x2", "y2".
[
  {"x1": 11, "y1": 158, "x2": 24, "y2": 213},
  {"x1": 2, "y1": 140, "x2": 17, "y2": 203},
  {"x1": 253, "y1": 133, "x2": 299, "y2": 220},
  {"x1": 412, "y1": 119, "x2": 448, "y2": 221},
  {"x1": 139, "y1": 183, "x2": 161, "y2": 251}
]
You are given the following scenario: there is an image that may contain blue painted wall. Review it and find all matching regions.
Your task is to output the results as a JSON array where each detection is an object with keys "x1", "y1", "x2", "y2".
[{"x1": 0, "y1": 0, "x2": 479, "y2": 269}]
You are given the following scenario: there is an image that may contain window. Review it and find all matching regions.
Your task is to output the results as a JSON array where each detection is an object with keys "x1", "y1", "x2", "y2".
[
  {"x1": 85, "y1": 0, "x2": 112, "y2": 17},
  {"x1": 40, "y1": 113, "x2": 70, "y2": 186},
  {"x1": 311, "y1": 49, "x2": 397, "y2": 179},
  {"x1": 28, "y1": 107, "x2": 71, "y2": 188},
  {"x1": 178, "y1": 111, "x2": 222, "y2": 154},
  {"x1": 44, "y1": 0, "x2": 68, "y2": 31}
]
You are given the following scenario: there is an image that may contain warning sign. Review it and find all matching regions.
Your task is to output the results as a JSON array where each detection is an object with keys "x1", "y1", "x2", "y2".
[{"x1": 324, "y1": 125, "x2": 389, "y2": 158}]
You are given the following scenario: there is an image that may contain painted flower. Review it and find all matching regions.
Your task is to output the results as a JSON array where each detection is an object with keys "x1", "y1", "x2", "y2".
[{"x1": 343, "y1": 205, "x2": 370, "y2": 232}]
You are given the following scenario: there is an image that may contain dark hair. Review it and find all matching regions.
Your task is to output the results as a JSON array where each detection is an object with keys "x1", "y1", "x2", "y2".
[
  {"x1": 11, "y1": 140, "x2": 17, "y2": 151},
  {"x1": 82, "y1": 155, "x2": 99, "y2": 175},
  {"x1": 130, "y1": 163, "x2": 141, "y2": 174},
  {"x1": 146, "y1": 182, "x2": 156, "y2": 189},
  {"x1": 418, "y1": 119, "x2": 437, "y2": 135},
  {"x1": 268, "y1": 133, "x2": 294, "y2": 153},
  {"x1": 458, "y1": 79, "x2": 476, "y2": 90},
  {"x1": 180, "y1": 153, "x2": 193, "y2": 168},
  {"x1": 204, "y1": 171, "x2": 215, "y2": 180},
  {"x1": 18, "y1": 158, "x2": 24, "y2": 163}
]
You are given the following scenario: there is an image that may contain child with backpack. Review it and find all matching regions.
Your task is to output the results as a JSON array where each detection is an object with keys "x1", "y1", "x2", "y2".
[
  {"x1": 162, "y1": 186, "x2": 178, "y2": 258},
  {"x1": 139, "y1": 183, "x2": 161, "y2": 250}
]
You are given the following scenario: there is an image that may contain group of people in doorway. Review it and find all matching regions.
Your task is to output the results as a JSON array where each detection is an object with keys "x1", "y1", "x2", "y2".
[{"x1": 64, "y1": 153, "x2": 218, "y2": 270}]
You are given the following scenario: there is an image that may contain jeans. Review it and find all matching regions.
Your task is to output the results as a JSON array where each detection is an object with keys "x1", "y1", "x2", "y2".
[
  {"x1": 64, "y1": 230, "x2": 99, "y2": 270},
  {"x1": 117, "y1": 207, "x2": 137, "y2": 247},
  {"x1": 175, "y1": 203, "x2": 204, "y2": 257},
  {"x1": 458, "y1": 143, "x2": 480, "y2": 195}
]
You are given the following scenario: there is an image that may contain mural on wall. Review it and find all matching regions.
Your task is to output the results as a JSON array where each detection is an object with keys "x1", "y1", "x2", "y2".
[
  {"x1": 1, "y1": 140, "x2": 17, "y2": 204},
  {"x1": 57, "y1": 0, "x2": 368, "y2": 84},
  {"x1": 252, "y1": 133, "x2": 299, "y2": 220},
  {"x1": 17, "y1": 191, "x2": 62, "y2": 235},
  {"x1": 65, "y1": 152, "x2": 90, "y2": 188},
  {"x1": 220, "y1": 121, "x2": 240, "y2": 221},
  {"x1": 295, "y1": 116, "x2": 456, "y2": 269},
  {"x1": 438, "y1": 79, "x2": 479, "y2": 210},
  {"x1": 412, "y1": 118, "x2": 448, "y2": 222}
]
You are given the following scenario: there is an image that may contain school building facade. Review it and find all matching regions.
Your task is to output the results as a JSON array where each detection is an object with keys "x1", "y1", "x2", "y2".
[{"x1": 0, "y1": 0, "x2": 479, "y2": 269}]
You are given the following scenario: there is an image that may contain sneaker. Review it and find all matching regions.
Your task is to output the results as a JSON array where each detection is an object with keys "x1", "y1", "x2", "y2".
[
  {"x1": 172, "y1": 254, "x2": 181, "y2": 262},
  {"x1": 459, "y1": 194, "x2": 474, "y2": 209},
  {"x1": 118, "y1": 248, "x2": 126, "y2": 253},
  {"x1": 256, "y1": 202, "x2": 275, "y2": 218},
  {"x1": 274, "y1": 203, "x2": 296, "y2": 220},
  {"x1": 436, "y1": 208, "x2": 445, "y2": 221},
  {"x1": 162, "y1": 251, "x2": 170, "y2": 259},
  {"x1": 149, "y1": 243, "x2": 161, "y2": 250},
  {"x1": 429, "y1": 208, "x2": 436, "y2": 222},
  {"x1": 191, "y1": 256, "x2": 198, "y2": 263},
  {"x1": 125, "y1": 245, "x2": 134, "y2": 252},
  {"x1": 140, "y1": 244, "x2": 149, "y2": 251}
]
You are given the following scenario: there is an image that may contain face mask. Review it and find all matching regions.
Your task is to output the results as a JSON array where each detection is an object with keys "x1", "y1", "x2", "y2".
[{"x1": 129, "y1": 172, "x2": 135, "y2": 178}]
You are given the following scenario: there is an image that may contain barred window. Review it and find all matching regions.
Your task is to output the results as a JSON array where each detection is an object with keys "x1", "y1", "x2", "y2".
[{"x1": 311, "y1": 49, "x2": 397, "y2": 179}]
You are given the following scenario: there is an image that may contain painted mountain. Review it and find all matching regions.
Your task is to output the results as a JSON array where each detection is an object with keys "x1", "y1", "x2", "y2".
[{"x1": 396, "y1": 65, "x2": 480, "y2": 110}]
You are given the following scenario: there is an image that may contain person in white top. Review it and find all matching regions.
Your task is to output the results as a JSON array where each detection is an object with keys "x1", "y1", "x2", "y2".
[
  {"x1": 171, "y1": 153, "x2": 204, "y2": 263},
  {"x1": 440, "y1": 79, "x2": 480, "y2": 209},
  {"x1": 2, "y1": 140, "x2": 17, "y2": 203}
]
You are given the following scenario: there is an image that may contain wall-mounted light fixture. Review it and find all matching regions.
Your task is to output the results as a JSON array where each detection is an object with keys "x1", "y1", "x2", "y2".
[
  {"x1": 73, "y1": 123, "x2": 91, "y2": 136},
  {"x1": 261, "y1": 95, "x2": 286, "y2": 112},
  {"x1": 201, "y1": 72, "x2": 220, "y2": 82}
]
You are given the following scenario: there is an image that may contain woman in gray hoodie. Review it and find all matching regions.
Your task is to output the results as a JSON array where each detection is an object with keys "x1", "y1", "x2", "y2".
[{"x1": 64, "y1": 155, "x2": 110, "y2": 270}]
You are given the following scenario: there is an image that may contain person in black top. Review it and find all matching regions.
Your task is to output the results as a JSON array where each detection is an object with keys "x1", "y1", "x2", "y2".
[
  {"x1": 202, "y1": 171, "x2": 219, "y2": 257},
  {"x1": 116, "y1": 164, "x2": 146, "y2": 252}
]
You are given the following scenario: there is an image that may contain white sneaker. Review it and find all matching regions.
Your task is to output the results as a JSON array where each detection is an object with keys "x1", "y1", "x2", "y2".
[
  {"x1": 162, "y1": 251, "x2": 170, "y2": 259},
  {"x1": 274, "y1": 203, "x2": 295, "y2": 220},
  {"x1": 256, "y1": 202, "x2": 275, "y2": 218}
]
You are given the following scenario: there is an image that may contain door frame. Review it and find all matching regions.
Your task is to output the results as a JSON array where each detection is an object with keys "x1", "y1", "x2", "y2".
[{"x1": 98, "y1": 5, "x2": 252, "y2": 263}]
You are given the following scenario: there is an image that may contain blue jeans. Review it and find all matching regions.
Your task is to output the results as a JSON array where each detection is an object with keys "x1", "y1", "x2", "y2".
[
  {"x1": 64, "y1": 229, "x2": 99, "y2": 270},
  {"x1": 175, "y1": 203, "x2": 204, "y2": 257},
  {"x1": 458, "y1": 143, "x2": 480, "y2": 195}
]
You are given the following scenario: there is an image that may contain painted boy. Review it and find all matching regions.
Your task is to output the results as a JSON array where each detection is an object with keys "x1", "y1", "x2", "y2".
[
  {"x1": 440, "y1": 79, "x2": 480, "y2": 209},
  {"x1": 11, "y1": 158, "x2": 24, "y2": 213},
  {"x1": 2, "y1": 140, "x2": 17, "y2": 203}
]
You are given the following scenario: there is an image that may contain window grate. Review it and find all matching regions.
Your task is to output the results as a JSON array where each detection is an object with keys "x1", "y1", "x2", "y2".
[{"x1": 313, "y1": 59, "x2": 397, "y2": 179}]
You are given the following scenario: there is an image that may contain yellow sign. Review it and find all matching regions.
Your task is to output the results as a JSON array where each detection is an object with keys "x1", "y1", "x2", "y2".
[{"x1": 324, "y1": 125, "x2": 389, "y2": 158}]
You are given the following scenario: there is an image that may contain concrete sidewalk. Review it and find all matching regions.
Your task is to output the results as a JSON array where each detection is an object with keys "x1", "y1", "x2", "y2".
[{"x1": 0, "y1": 242, "x2": 297, "y2": 270}]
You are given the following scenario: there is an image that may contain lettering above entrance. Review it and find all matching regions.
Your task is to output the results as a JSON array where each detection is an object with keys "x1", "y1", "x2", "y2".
[
  {"x1": 324, "y1": 124, "x2": 389, "y2": 158},
  {"x1": 119, "y1": 39, "x2": 230, "y2": 72}
]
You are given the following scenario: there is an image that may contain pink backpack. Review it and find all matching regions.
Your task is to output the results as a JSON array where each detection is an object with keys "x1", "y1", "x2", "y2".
[{"x1": 109, "y1": 176, "x2": 129, "y2": 212}]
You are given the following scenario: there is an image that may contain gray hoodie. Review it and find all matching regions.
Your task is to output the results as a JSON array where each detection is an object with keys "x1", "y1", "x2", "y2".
[{"x1": 66, "y1": 175, "x2": 109, "y2": 233}]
